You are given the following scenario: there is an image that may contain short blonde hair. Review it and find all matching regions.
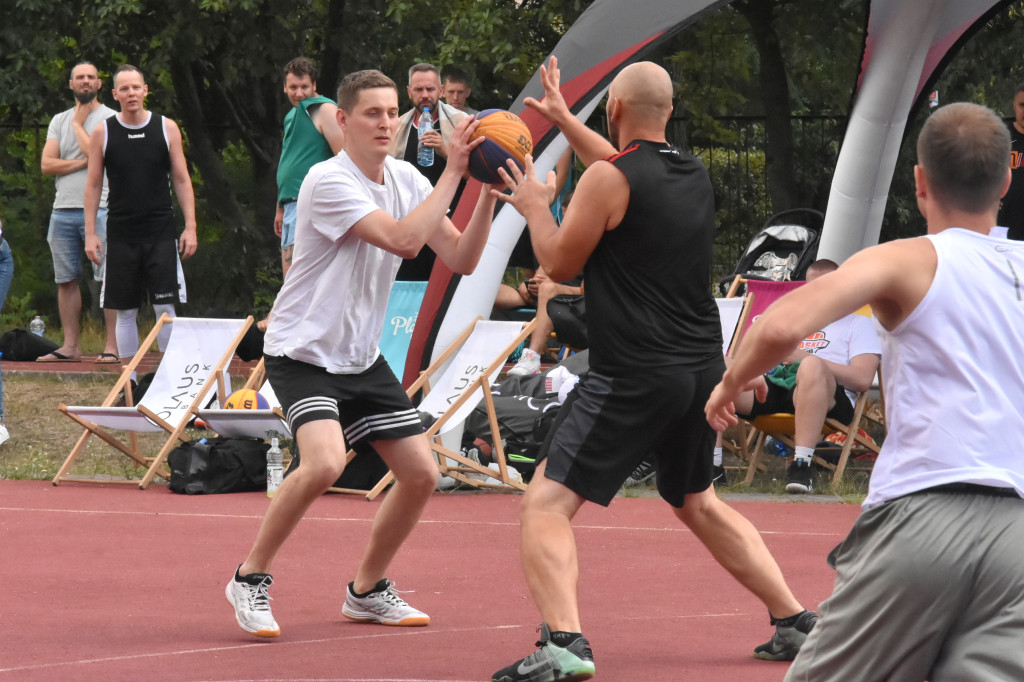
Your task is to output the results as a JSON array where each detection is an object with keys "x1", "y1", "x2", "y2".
[{"x1": 917, "y1": 102, "x2": 1009, "y2": 214}]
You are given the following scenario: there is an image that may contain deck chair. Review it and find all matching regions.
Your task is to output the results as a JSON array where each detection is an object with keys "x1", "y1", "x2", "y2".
[
  {"x1": 53, "y1": 315, "x2": 253, "y2": 489},
  {"x1": 358, "y1": 317, "x2": 538, "y2": 500},
  {"x1": 729, "y1": 280, "x2": 883, "y2": 487},
  {"x1": 196, "y1": 357, "x2": 291, "y2": 441}
]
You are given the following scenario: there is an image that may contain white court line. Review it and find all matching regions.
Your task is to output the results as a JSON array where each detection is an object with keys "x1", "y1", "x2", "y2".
[
  {"x1": 0, "y1": 506, "x2": 849, "y2": 536},
  {"x1": 0, "y1": 624, "x2": 521, "y2": 677}
]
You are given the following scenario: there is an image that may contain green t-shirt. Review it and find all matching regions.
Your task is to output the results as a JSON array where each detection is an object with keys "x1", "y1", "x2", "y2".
[{"x1": 276, "y1": 95, "x2": 334, "y2": 203}]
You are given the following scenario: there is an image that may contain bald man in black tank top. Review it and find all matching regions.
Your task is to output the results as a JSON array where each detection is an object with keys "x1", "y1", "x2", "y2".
[
  {"x1": 84, "y1": 64, "x2": 197, "y2": 361},
  {"x1": 490, "y1": 59, "x2": 816, "y2": 681}
]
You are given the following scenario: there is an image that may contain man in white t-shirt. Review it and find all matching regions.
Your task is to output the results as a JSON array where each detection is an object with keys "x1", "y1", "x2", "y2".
[
  {"x1": 707, "y1": 102, "x2": 1024, "y2": 681},
  {"x1": 733, "y1": 259, "x2": 881, "y2": 494},
  {"x1": 226, "y1": 69, "x2": 495, "y2": 640}
]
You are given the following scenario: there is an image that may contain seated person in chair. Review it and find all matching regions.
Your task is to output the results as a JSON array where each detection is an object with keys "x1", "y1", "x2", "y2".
[
  {"x1": 731, "y1": 259, "x2": 880, "y2": 493},
  {"x1": 506, "y1": 266, "x2": 583, "y2": 375}
]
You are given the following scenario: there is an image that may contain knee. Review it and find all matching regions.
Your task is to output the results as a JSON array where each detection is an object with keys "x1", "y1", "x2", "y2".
[
  {"x1": 293, "y1": 450, "x2": 347, "y2": 490},
  {"x1": 796, "y1": 355, "x2": 829, "y2": 383},
  {"x1": 394, "y1": 456, "x2": 439, "y2": 496},
  {"x1": 672, "y1": 489, "x2": 717, "y2": 527}
]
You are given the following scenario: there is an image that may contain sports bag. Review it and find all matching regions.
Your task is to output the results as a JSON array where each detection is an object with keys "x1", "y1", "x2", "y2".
[
  {"x1": 168, "y1": 437, "x2": 269, "y2": 494},
  {"x1": 547, "y1": 294, "x2": 588, "y2": 350},
  {"x1": 0, "y1": 328, "x2": 59, "y2": 361}
]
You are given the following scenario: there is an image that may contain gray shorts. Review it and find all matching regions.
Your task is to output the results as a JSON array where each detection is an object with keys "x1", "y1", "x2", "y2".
[
  {"x1": 786, "y1": 487, "x2": 1024, "y2": 681},
  {"x1": 47, "y1": 208, "x2": 107, "y2": 283}
]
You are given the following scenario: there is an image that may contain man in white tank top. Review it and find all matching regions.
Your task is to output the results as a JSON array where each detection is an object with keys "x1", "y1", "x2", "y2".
[{"x1": 707, "y1": 102, "x2": 1024, "y2": 681}]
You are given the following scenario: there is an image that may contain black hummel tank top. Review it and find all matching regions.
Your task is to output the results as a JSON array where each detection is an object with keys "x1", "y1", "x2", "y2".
[{"x1": 103, "y1": 113, "x2": 176, "y2": 243}]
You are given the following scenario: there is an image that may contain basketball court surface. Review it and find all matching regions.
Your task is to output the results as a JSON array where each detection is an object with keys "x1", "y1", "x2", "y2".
[{"x1": 0, "y1": 480, "x2": 859, "y2": 681}]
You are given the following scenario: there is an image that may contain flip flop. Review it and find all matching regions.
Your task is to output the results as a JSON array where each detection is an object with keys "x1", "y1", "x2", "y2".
[
  {"x1": 95, "y1": 352, "x2": 120, "y2": 364},
  {"x1": 36, "y1": 351, "x2": 78, "y2": 363}
]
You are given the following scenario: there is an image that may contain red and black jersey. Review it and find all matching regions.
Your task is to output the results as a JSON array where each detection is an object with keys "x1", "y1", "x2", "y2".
[{"x1": 584, "y1": 139, "x2": 722, "y2": 373}]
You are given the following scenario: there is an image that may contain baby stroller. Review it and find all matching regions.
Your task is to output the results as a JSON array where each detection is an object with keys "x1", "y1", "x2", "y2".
[{"x1": 718, "y1": 208, "x2": 823, "y2": 296}]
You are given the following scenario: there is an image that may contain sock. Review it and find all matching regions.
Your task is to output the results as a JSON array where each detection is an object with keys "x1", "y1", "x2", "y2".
[
  {"x1": 550, "y1": 631, "x2": 583, "y2": 647},
  {"x1": 350, "y1": 578, "x2": 389, "y2": 598},
  {"x1": 771, "y1": 610, "x2": 807, "y2": 627},
  {"x1": 713, "y1": 446, "x2": 723, "y2": 467},
  {"x1": 794, "y1": 446, "x2": 814, "y2": 464}
]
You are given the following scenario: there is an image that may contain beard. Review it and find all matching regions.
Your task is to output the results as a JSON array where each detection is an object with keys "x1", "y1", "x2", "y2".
[{"x1": 73, "y1": 90, "x2": 97, "y2": 104}]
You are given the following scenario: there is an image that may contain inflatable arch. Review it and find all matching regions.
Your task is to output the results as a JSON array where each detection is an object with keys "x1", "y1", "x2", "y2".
[{"x1": 405, "y1": 0, "x2": 1010, "y2": 385}]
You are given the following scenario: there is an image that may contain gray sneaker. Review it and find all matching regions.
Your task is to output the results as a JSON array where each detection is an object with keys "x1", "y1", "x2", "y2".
[
  {"x1": 753, "y1": 609, "x2": 818, "y2": 660},
  {"x1": 225, "y1": 567, "x2": 280, "y2": 638},
  {"x1": 342, "y1": 578, "x2": 429, "y2": 626},
  {"x1": 493, "y1": 623, "x2": 595, "y2": 682}
]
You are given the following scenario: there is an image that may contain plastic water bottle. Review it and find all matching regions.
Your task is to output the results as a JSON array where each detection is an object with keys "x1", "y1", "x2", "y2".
[
  {"x1": 266, "y1": 438, "x2": 283, "y2": 497},
  {"x1": 417, "y1": 106, "x2": 434, "y2": 167},
  {"x1": 29, "y1": 316, "x2": 45, "y2": 336}
]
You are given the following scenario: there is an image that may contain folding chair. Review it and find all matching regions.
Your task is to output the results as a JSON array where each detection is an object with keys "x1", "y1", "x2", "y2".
[
  {"x1": 53, "y1": 315, "x2": 253, "y2": 489},
  {"x1": 728, "y1": 280, "x2": 883, "y2": 487},
  {"x1": 358, "y1": 317, "x2": 537, "y2": 500},
  {"x1": 196, "y1": 357, "x2": 291, "y2": 441}
]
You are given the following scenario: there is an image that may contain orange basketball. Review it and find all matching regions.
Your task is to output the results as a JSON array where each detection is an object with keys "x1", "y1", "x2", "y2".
[
  {"x1": 468, "y1": 109, "x2": 534, "y2": 184},
  {"x1": 223, "y1": 388, "x2": 270, "y2": 410}
]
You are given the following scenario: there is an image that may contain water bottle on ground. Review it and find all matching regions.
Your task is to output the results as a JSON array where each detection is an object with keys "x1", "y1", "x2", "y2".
[
  {"x1": 417, "y1": 106, "x2": 434, "y2": 167},
  {"x1": 29, "y1": 316, "x2": 45, "y2": 337},
  {"x1": 266, "y1": 438, "x2": 283, "y2": 497}
]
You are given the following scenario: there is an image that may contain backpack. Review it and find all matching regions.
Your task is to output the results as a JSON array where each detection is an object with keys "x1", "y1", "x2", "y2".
[
  {"x1": 168, "y1": 437, "x2": 270, "y2": 494},
  {"x1": 547, "y1": 294, "x2": 588, "y2": 350},
  {"x1": 0, "y1": 328, "x2": 59, "y2": 361}
]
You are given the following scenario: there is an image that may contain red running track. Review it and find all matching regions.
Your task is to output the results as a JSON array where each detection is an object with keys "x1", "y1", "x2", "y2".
[{"x1": 0, "y1": 481, "x2": 859, "y2": 681}]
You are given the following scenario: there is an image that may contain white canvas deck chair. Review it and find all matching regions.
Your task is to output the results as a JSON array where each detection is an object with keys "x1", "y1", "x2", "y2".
[
  {"x1": 196, "y1": 357, "x2": 291, "y2": 441},
  {"x1": 356, "y1": 317, "x2": 537, "y2": 501},
  {"x1": 53, "y1": 315, "x2": 253, "y2": 489}
]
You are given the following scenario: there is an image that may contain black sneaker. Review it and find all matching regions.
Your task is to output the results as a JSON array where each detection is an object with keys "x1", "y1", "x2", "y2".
[
  {"x1": 712, "y1": 464, "x2": 728, "y2": 487},
  {"x1": 493, "y1": 623, "x2": 595, "y2": 682},
  {"x1": 785, "y1": 459, "x2": 813, "y2": 494},
  {"x1": 624, "y1": 460, "x2": 656, "y2": 487},
  {"x1": 753, "y1": 610, "x2": 818, "y2": 661}
]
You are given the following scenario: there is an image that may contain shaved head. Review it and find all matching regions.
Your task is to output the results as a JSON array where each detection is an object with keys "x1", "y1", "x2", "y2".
[{"x1": 609, "y1": 62, "x2": 674, "y2": 126}]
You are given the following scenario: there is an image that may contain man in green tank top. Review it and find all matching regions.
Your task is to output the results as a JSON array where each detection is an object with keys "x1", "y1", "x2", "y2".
[{"x1": 273, "y1": 58, "x2": 345, "y2": 279}]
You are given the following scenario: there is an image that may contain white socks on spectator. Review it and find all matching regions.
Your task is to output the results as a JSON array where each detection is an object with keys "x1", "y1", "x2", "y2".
[
  {"x1": 713, "y1": 446, "x2": 723, "y2": 467},
  {"x1": 794, "y1": 445, "x2": 815, "y2": 464}
]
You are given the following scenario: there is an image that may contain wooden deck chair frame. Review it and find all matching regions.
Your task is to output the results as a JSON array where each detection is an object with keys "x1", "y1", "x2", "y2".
[
  {"x1": 336, "y1": 317, "x2": 537, "y2": 500},
  {"x1": 195, "y1": 356, "x2": 291, "y2": 442},
  {"x1": 53, "y1": 314, "x2": 253, "y2": 489}
]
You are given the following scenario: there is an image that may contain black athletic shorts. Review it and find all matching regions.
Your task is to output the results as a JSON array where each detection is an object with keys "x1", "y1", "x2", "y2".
[
  {"x1": 540, "y1": 358, "x2": 725, "y2": 507},
  {"x1": 738, "y1": 378, "x2": 855, "y2": 425},
  {"x1": 264, "y1": 353, "x2": 424, "y2": 455},
  {"x1": 102, "y1": 239, "x2": 182, "y2": 309}
]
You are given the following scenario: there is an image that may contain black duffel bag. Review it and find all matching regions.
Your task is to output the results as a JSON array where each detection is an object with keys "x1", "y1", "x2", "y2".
[
  {"x1": 168, "y1": 437, "x2": 269, "y2": 494},
  {"x1": 0, "y1": 328, "x2": 59, "y2": 361}
]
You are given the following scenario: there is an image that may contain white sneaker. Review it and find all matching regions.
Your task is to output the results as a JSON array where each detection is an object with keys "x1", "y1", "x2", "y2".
[
  {"x1": 508, "y1": 348, "x2": 541, "y2": 376},
  {"x1": 342, "y1": 578, "x2": 429, "y2": 626},
  {"x1": 225, "y1": 568, "x2": 280, "y2": 637},
  {"x1": 0, "y1": 424, "x2": 9, "y2": 446}
]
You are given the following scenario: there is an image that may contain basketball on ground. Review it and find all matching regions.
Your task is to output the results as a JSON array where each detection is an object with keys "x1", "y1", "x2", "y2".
[
  {"x1": 223, "y1": 388, "x2": 269, "y2": 410},
  {"x1": 467, "y1": 109, "x2": 533, "y2": 184}
]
